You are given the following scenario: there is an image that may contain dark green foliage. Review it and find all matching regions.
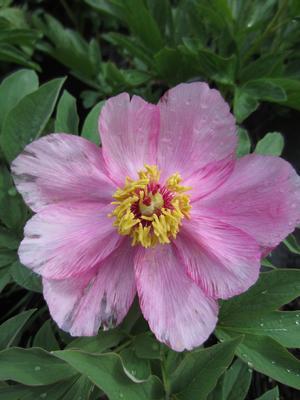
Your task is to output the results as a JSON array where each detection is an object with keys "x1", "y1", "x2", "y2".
[{"x1": 0, "y1": 1, "x2": 300, "y2": 399}]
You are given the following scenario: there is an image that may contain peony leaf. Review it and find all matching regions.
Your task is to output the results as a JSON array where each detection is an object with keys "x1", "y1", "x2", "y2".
[
  {"x1": 255, "y1": 132, "x2": 284, "y2": 156},
  {"x1": 0, "y1": 77, "x2": 65, "y2": 161},
  {"x1": 170, "y1": 337, "x2": 242, "y2": 400},
  {"x1": 0, "y1": 309, "x2": 36, "y2": 349},
  {"x1": 208, "y1": 358, "x2": 252, "y2": 400},
  {"x1": 0, "y1": 69, "x2": 38, "y2": 130},
  {"x1": 81, "y1": 100, "x2": 105, "y2": 145},
  {"x1": 55, "y1": 349, "x2": 164, "y2": 400},
  {"x1": 236, "y1": 127, "x2": 251, "y2": 157},
  {"x1": 255, "y1": 386, "x2": 280, "y2": 400},
  {"x1": 216, "y1": 331, "x2": 300, "y2": 390},
  {"x1": 55, "y1": 90, "x2": 79, "y2": 134},
  {"x1": 0, "y1": 347, "x2": 76, "y2": 385},
  {"x1": 219, "y1": 269, "x2": 300, "y2": 322}
]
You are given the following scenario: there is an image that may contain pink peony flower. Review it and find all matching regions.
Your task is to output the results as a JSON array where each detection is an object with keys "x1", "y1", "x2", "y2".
[{"x1": 12, "y1": 83, "x2": 300, "y2": 351}]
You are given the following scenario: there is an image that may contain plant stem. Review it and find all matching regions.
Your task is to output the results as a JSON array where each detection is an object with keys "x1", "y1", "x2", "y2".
[
  {"x1": 113, "y1": 339, "x2": 132, "y2": 353},
  {"x1": 161, "y1": 351, "x2": 171, "y2": 400},
  {"x1": 242, "y1": 0, "x2": 289, "y2": 63},
  {"x1": 60, "y1": 0, "x2": 80, "y2": 31}
]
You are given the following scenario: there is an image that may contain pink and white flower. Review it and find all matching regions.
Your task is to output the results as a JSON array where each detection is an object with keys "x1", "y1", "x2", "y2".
[{"x1": 12, "y1": 83, "x2": 300, "y2": 351}]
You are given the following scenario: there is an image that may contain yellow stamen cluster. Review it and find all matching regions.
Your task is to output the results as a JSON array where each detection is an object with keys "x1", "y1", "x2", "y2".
[{"x1": 110, "y1": 165, "x2": 191, "y2": 248}]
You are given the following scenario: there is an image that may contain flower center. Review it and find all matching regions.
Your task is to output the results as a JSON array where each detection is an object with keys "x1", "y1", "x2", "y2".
[{"x1": 110, "y1": 165, "x2": 192, "y2": 248}]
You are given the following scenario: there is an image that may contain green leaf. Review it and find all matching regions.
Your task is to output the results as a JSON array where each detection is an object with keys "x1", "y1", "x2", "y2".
[
  {"x1": 233, "y1": 87, "x2": 258, "y2": 123},
  {"x1": 54, "y1": 90, "x2": 79, "y2": 134},
  {"x1": 0, "y1": 69, "x2": 38, "y2": 130},
  {"x1": 181, "y1": 42, "x2": 237, "y2": 85},
  {"x1": 239, "y1": 54, "x2": 284, "y2": 83},
  {"x1": 0, "y1": 309, "x2": 36, "y2": 349},
  {"x1": 133, "y1": 333, "x2": 161, "y2": 360},
  {"x1": 146, "y1": 0, "x2": 173, "y2": 39},
  {"x1": 0, "y1": 347, "x2": 76, "y2": 385},
  {"x1": 0, "y1": 77, "x2": 65, "y2": 161},
  {"x1": 123, "y1": 0, "x2": 163, "y2": 53},
  {"x1": 0, "y1": 165, "x2": 27, "y2": 230},
  {"x1": 0, "y1": 7, "x2": 28, "y2": 29},
  {"x1": 0, "y1": 266, "x2": 10, "y2": 292},
  {"x1": 267, "y1": 78, "x2": 300, "y2": 111},
  {"x1": 219, "y1": 311, "x2": 300, "y2": 348},
  {"x1": 284, "y1": 234, "x2": 300, "y2": 254},
  {"x1": 0, "y1": 375, "x2": 89, "y2": 400},
  {"x1": 221, "y1": 359, "x2": 252, "y2": 400},
  {"x1": 209, "y1": 358, "x2": 252, "y2": 400},
  {"x1": 255, "y1": 386, "x2": 280, "y2": 400},
  {"x1": 261, "y1": 258, "x2": 276, "y2": 269},
  {"x1": 120, "y1": 347, "x2": 151, "y2": 382},
  {"x1": 0, "y1": 43, "x2": 40, "y2": 71},
  {"x1": 103, "y1": 32, "x2": 153, "y2": 66},
  {"x1": 81, "y1": 100, "x2": 104, "y2": 145},
  {"x1": 155, "y1": 47, "x2": 197, "y2": 85},
  {"x1": 67, "y1": 329, "x2": 125, "y2": 353},
  {"x1": 219, "y1": 269, "x2": 300, "y2": 322},
  {"x1": 0, "y1": 249, "x2": 16, "y2": 267},
  {"x1": 34, "y1": 14, "x2": 99, "y2": 80},
  {"x1": 170, "y1": 337, "x2": 242, "y2": 400},
  {"x1": 0, "y1": 227, "x2": 19, "y2": 249},
  {"x1": 60, "y1": 375, "x2": 94, "y2": 400},
  {"x1": 10, "y1": 260, "x2": 42, "y2": 293},
  {"x1": 33, "y1": 320, "x2": 60, "y2": 351},
  {"x1": 242, "y1": 79, "x2": 287, "y2": 102},
  {"x1": 84, "y1": 0, "x2": 126, "y2": 21},
  {"x1": 255, "y1": 132, "x2": 284, "y2": 156},
  {"x1": 217, "y1": 331, "x2": 300, "y2": 390},
  {"x1": 236, "y1": 127, "x2": 251, "y2": 157},
  {"x1": 55, "y1": 350, "x2": 164, "y2": 400}
]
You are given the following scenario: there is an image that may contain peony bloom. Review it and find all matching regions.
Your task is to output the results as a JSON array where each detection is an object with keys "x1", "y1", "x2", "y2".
[{"x1": 12, "y1": 83, "x2": 300, "y2": 351}]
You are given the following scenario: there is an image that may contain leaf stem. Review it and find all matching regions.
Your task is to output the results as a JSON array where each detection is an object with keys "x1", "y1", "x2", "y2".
[
  {"x1": 113, "y1": 339, "x2": 132, "y2": 353},
  {"x1": 161, "y1": 350, "x2": 171, "y2": 400},
  {"x1": 242, "y1": 0, "x2": 289, "y2": 63}
]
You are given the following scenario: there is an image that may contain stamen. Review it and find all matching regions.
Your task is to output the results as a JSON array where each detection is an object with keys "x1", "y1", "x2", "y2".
[{"x1": 110, "y1": 165, "x2": 191, "y2": 248}]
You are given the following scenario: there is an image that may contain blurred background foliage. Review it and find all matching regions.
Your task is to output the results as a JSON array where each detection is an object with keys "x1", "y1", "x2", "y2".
[{"x1": 0, "y1": 1, "x2": 300, "y2": 399}]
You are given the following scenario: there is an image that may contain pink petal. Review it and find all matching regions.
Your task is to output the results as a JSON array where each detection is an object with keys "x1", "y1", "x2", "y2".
[
  {"x1": 19, "y1": 203, "x2": 121, "y2": 279},
  {"x1": 43, "y1": 239, "x2": 136, "y2": 336},
  {"x1": 175, "y1": 215, "x2": 261, "y2": 299},
  {"x1": 11, "y1": 134, "x2": 115, "y2": 212},
  {"x1": 135, "y1": 244, "x2": 218, "y2": 351},
  {"x1": 99, "y1": 93, "x2": 159, "y2": 184},
  {"x1": 157, "y1": 83, "x2": 236, "y2": 181},
  {"x1": 186, "y1": 156, "x2": 235, "y2": 202},
  {"x1": 199, "y1": 154, "x2": 300, "y2": 249}
]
